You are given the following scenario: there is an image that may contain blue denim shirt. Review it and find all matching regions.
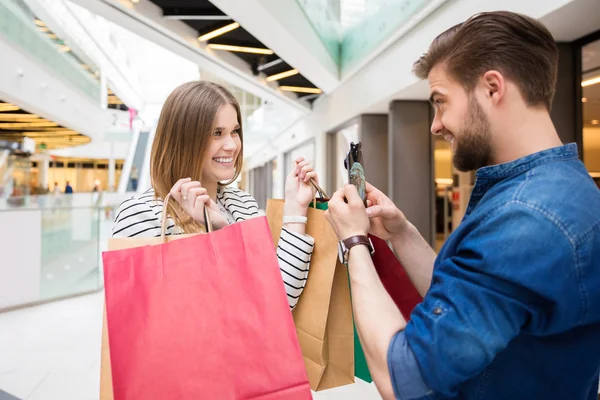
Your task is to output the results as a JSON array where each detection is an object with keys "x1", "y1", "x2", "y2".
[{"x1": 388, "y1": 143, "x2": 600, "y2": 400}]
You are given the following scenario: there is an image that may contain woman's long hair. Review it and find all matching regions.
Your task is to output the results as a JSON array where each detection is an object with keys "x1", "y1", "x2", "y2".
[{"x1": 150, "y1": 81, "x2": 243, "y2": 233}]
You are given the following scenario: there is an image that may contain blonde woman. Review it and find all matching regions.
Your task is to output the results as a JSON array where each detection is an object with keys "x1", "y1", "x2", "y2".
[{"x1": 112, "y1": 81, "x2": 318, "y2": 309}]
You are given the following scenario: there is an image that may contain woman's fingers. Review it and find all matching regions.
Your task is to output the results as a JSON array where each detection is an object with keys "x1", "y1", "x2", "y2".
[
  {"x1": 304, "y1": 170, "x2": 317, "y2": 183},
  {"x1": 181, "y1": 181, "x2": 202, "y2": 200},
  {"x1": 170, "y1": 178, "x2": 191, "y2": 202}
]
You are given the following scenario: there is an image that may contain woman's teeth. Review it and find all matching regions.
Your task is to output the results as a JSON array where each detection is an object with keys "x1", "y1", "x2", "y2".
[{"x1": 214, "y1": 157, "x2": 233, "y2": 164}]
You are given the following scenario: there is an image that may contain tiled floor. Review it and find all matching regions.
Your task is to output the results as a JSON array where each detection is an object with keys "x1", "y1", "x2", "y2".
[{"x1": 0, "y1": 292, "x2": 382, "y2": 399}]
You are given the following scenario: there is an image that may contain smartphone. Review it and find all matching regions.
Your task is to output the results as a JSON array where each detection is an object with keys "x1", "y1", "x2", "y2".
[{"x1": 344, "y1": 142, "x2": 367, "y2": 206}]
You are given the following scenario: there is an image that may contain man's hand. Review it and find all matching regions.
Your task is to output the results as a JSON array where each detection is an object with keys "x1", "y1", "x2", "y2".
[
  {"x1": 325, "y1": 184, "x2": 370, "y2": 240},
  {"x1": 365, "y1": 182, "x2": 408, "y2": 241}
]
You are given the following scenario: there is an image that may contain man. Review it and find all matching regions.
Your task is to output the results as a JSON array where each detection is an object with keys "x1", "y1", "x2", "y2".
[{"x1": 325, "y1": 11, "x2": 600, "y2": 400}]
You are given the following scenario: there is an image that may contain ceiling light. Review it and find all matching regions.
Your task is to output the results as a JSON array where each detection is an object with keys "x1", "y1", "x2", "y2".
[
  {"x1": 592, "y1": 120, "x2": 599, "y2": 125},
  {"x1": 266, "y1": 69, "x2": 299, "y2": 82},
  {"x1": 279, "y1": 86, "x2": 322, "y2": 94},
  {"x1": 0, "y1": 117, "x2": 41, "y2": 123},
  {"x1": 0, "y1": 114, "x2": 40, "y2": 121},
  {"x1": 0, "y1": 122, "x2": 59, "y2": 129},
  {"x1": 582, "y1": 98, "x2": 587, "y2": 103},
  {"x1": 582, "y1": 75, "x2": 600, "y2": 87},
  {"x1": 0, "y1": 104, "x2": 19, "y2": 112},
  {"x1": 198, "y1": 22, "x2": 240, "y2": 42},
  {"x1": 207, "y1": 44, "x2": 273, "y2": 55},
  {"x1": 165, "y1": 15, "x2": 232, "y2": 21}
]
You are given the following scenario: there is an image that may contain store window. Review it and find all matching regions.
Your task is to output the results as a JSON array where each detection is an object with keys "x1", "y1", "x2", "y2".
[{"x1": 582, "y1": 37, "x2": 600, "y2": 188}]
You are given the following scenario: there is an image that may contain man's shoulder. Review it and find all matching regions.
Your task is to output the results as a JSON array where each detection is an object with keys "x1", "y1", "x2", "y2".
[{"x1": 507, "y1": 161, "x2": 600, "y2": 244}]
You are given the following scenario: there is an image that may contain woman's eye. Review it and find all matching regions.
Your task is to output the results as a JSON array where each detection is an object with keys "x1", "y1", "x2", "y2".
[
  {"x1": 214, "y1": 130, "x2": 222, "y2": 136},
  {"x1": 232, "y1": 129, "x2": 240, "y2": 135}
]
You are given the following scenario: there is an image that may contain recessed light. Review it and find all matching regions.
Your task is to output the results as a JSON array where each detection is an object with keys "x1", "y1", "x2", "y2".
[
  {"x1": 592, "y1": 120, "x2": 599, "y2": 125},
  {"x1": 582, "y1": 98, "x2": 587, "y2": 103}
]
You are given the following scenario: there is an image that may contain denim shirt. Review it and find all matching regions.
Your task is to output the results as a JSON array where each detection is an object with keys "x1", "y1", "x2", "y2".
[{"x1": 388, "y1": 143, "x2": 600, "y2": 400}]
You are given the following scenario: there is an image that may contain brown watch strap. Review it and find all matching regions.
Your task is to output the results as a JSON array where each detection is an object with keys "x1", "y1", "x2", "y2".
[{"x1": 342, "y1": 235, "x2": 371, "y2": 251}]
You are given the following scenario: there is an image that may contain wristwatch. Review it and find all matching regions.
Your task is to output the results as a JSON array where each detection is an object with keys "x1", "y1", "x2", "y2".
[{"x1": 338, "y1": 235, "x2": 375, "y2": 267}]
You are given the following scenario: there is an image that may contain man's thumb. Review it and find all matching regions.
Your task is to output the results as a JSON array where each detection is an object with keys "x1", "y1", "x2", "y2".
[{"x1": 366, "y1": 205, "x2": 383, "y2": 218}]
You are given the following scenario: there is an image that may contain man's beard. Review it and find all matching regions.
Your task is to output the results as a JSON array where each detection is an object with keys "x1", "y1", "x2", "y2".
[{"x1": 451, "y1": 96, "x2": 493, "y2": 172}]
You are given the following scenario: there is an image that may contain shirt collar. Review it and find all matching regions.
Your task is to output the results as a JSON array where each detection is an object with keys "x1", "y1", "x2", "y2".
[{"x1": 475, "y1": 143, "x2": 578, "y2": 180}]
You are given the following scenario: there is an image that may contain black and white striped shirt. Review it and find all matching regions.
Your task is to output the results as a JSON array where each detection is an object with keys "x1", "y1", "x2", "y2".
[{"x1": 112, "y1": 186, "x2": 314, "y2": 309}]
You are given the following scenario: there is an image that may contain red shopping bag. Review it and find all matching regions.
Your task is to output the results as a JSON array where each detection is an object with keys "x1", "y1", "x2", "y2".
[
  {"x1": 102, "y1": 216, "x2": 311, "y2": 400},
  {"x1": 370, "y1": 235, "x2": 422, "y2": 319}
]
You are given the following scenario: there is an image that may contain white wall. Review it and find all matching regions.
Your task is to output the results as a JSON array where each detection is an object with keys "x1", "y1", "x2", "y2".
[
  {"x1": 0, "y1": 210, "x2": 41, "y2": 309},
  {"x1": 0, "y1": 37, "x2": 105, "y2": 141}
]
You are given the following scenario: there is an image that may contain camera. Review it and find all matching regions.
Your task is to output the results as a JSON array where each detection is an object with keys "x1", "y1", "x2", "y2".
[{"x1": 344, "y1": 142, "x2": 367, "y2": 206}]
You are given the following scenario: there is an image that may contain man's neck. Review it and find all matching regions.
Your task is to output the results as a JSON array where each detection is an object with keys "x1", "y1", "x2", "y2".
[{"x1": 491, "y1": 109, "x2": 564, "y2": 166}]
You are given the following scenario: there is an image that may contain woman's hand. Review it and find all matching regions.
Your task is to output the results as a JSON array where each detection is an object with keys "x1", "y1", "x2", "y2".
[
  {"x1": 170, "y1": 178, "x2": 229, "y2": 230},
  {"x1": 283, "y1": 157, "x2": 319, "y2": 216}
]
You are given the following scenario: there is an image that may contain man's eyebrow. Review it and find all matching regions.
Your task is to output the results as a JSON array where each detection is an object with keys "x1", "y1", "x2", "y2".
[{"x1": 429, "y1": 91, "x2": 443, "y2": 105}]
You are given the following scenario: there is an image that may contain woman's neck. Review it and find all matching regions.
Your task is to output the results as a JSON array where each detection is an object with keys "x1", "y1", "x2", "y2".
[{"x1": 203, "y1": 181, "x2": 219, "y2": 202}]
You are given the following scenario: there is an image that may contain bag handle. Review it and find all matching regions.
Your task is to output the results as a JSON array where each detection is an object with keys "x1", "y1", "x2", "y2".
[
  {"x1": 309, "y1": 178, "x2": 329, "y2": 209},
  {"x1": 161, "y1": 193, "x2": 213, "y2": 241}
]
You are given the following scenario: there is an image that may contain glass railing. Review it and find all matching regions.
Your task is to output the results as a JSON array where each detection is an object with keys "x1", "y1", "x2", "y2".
[
  {"x1": 0, "y1": 192, "x2": 129, "y2": 311},
  {"x1": 0, "y1": 0, "x2": 101, "y2": 102}
]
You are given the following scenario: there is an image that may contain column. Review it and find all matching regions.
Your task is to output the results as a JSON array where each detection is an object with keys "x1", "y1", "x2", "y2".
[
  {"x1": 388, "y1": 101, "x2": 435, "y2": 246},
  {"x1": 108, "y1": 141, "x2": 116, "y2": 192},
  {"x1": 359, "y1": 114, "x2": 389, "y2": 195},
  {"x1": 39, "y1": 159, "x2": 49, "y2": 190}
]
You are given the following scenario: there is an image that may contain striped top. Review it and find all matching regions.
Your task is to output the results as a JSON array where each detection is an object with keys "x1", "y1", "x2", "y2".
[{"x1": 112, "y1": 186, "x2": 314, "y2": 309}]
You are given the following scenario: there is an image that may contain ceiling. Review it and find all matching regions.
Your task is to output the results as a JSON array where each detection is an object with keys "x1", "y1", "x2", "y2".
[
  {"x1": 0, "y1": 101, "x2": 91, "y2": 150},
  {"x1": 147, "y1": 0, "x2": 322, "y2": 101}
]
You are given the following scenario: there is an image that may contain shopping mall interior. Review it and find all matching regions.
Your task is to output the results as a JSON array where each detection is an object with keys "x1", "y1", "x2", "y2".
[{"x1": 0, "y1": 0, "x2": 599, "y2": 398}]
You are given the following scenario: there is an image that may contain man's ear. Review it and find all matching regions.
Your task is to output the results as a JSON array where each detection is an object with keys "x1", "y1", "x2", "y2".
[{"x1": 481, "y1": 70, "x2": 505, "y2": 106}]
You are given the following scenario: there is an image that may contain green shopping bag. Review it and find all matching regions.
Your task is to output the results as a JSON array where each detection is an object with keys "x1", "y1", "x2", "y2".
[{"x1": 308, "y1": 182, "x2": 372, "y2": 383}]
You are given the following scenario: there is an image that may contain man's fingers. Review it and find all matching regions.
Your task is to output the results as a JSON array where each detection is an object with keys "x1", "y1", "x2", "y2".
[{"x1": 343, "y1": 184, "x2": 363, "y2": 207}]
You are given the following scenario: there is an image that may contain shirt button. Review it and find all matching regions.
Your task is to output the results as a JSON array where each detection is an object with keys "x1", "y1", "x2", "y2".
[{"x1": 433, "y1": 307, "x2": 443, "y2": 315}]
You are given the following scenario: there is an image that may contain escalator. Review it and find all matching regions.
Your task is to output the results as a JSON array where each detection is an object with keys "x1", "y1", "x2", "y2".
[{"x1": 125, "y1": 130, "x2": 149, "y2": 192}]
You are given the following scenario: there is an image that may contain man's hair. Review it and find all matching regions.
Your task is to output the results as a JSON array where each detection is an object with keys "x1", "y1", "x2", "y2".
[{"x1": 413, "y1": 11, "x2": 558, "y2": 110}]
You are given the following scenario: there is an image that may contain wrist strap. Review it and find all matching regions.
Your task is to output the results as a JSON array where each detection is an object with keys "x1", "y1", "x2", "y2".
[
  {"x1": 343, "y1": 235, "x2": 371, "y2": 251},
  {"x1": 283, "y1": 215, "x2": 307, "y2": 225}
]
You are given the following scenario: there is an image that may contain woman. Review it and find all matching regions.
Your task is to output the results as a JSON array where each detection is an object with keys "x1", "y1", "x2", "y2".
[{"x1": 112, "y1": 81, "x2": 318, "y2": 309}]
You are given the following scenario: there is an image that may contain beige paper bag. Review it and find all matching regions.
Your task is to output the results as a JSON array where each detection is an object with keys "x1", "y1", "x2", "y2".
[{"x1": 266, "y1": 199, "x2": 355, "y2": 391}]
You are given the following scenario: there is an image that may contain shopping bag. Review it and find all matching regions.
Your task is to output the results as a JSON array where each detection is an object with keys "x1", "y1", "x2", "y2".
[
  {"x1": 306, "y1": 180, "x2": 422, "y2": 383},
  {"x1": 266, "y1": 194, "x2": 355, "y2": 392},
  {"x1": 100, "y1": 196, "x2": 311, "y2": 400},
  {"x1": 354, "y1": 235, "x2": 423, "y2": 382},
  {"x1": 370, "y1": 235, "x2": 422, "y2": 316}
]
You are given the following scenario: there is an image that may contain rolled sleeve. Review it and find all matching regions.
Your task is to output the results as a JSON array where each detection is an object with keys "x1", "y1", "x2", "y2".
[{"x1": 388, "y1": 330, "x2": 434, "y2": 400}]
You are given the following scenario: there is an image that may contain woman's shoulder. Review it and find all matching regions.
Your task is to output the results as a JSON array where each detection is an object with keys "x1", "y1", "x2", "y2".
[
  {"x1": 112, "y1": 188, "x2": 163, "y2": 237},
  {"x1": 218, "y1": 185, "x2": 260, "y2": 218},
  {"x1": 220, "y1": 185, "x2": 255, "y2": 201}
]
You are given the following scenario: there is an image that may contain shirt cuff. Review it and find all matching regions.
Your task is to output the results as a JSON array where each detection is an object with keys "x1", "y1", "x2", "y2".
[{"x1": 388, "y1": 330, "x2": 434, "y2": 400}]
